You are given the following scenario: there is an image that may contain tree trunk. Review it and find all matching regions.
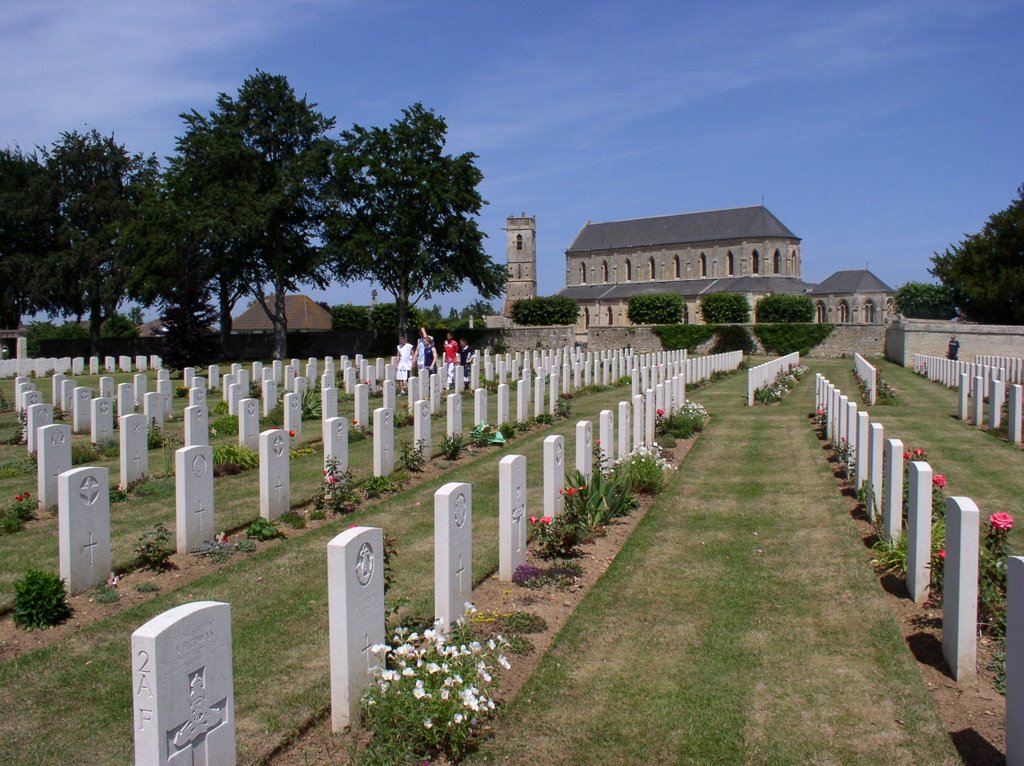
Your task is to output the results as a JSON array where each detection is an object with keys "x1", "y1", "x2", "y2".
[
  {"x1": 89, "y1": 301, "x2": 103, "y2": 355},
  {"x1": 273, "y1": 289, "x2": 287, "y2": 360},
  {"x1": 397, "y1": 287, "x2": 408, "y2": 337},
  {"x1": 217, "y1": 278, "x2": 233, "y2": 358}
]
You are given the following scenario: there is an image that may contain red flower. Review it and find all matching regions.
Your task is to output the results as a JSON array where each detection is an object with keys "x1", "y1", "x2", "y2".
[
  {"x1": 566, "y1": 487, "x2": 577, "y2": 496},
  {"x1": 14, "y1": 495, "x2": 22, "y2": 502},
  {"x1": 939, "y1": 549, "x2": 946, "y2": 559},
  {"x1": 932, "y1": 474, "x2": 947, "y2": 488},
  {"x1": 529, "y1": 515, "x2": 539, "y2": 524},
  {"x1": 352, "y1": 419, "x2": 359, "y2": 425},
  {"x1": 902, "y1": 451, "x2": 911, "y2": 460},
  {"x1": 288, "y1": 430, "x2": 296, "y2": 438},
  {"x1": 990, "y1": 512, "x2": 1015, "y2": 531},
  {"x1": 595, "y1": 439, "x2": 601, "y2": 445},
  {"x1": 914, "y1": 448, "x2": 925, "y2": 457},
  {"x1": 540, "y1": 516, "x2": 552, "y2": 524},
  {"x1": 657, "y1": 408, "x2": 665, "y2": 416}
]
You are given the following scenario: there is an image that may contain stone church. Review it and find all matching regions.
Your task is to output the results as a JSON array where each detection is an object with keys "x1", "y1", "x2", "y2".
[{"x1": 502, "y1": 206, "x2": 895, "y2": 335}]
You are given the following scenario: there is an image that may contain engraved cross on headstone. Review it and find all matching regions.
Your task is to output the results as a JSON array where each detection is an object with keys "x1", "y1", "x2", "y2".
[
  {"x1": 83, "y1": 531, "x2": 98, "y2": 568},
  {"x1": 455, "y1": 555, "x2": 466, "y2": 598}
]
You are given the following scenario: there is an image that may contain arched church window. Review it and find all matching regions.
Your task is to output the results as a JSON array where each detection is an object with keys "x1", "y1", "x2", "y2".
[
  {"x1": 601, "y1": 260, "x2": 609, "y2": 282},
  {"x1": 673, "y1": 255, "x2": 681, "y2": 279},
  {"x1": 584, "y1": 307, "x2": 591, "y2": 328},
  {"x1": 515, "y1": 234, "x2": 523, "y2": 251},
  {"x1": 699, "y1": 253, "x2": 707, "y2": 277},
  {"x1": 751, "y1": 250, "x2": 760, "y2": 274},
  {"x1": 863, "y1": 300, "x2": 876, "y2": 324},
  {"x1": 648, "y1": 256, "x2": 656, "y2": 281},
  {"x1": 606, "y1": 306, "x2": 614, "y2": 325},
  {"x1": 815, "y1": 301, "x2": 826, "y2": 323},
  {"x1": 727, "y1": 251, "x2": 734, "y2": 276},
  {"x1": 625, "y1": 260, "x2": 632, "y2": 282},
  {"x1": 579, "y1": 262, "x2": 586, "y2": 284},
  {"x1": 838, "y1": 300, "x2": 850, "y2": 323},
  {"x1": 773, "y1": 250, "x2": 781, "y2": 274}
]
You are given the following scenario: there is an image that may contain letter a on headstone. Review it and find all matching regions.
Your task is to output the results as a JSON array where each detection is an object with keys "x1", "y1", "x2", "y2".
[
  {"x1": 327, "y1": 526, "x2": 385, "y2": 732},
  {"x1": 132, "y1": 601, "x2": 236, "y2": 766}
]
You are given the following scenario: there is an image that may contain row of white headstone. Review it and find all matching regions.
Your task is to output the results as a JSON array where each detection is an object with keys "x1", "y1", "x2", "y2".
[
  {"x1": 0, "y1": 353, "x2": 162, "y2": 380},
  {"x1": 126, "y1": 369, "x2": 713, "y2": 765},
  {"x1": 817, "y1": 372, "x2": 983, "y2": 685},
  {"x1": 746, "y1": 351, "x2": 800, "y2": 406},
  {"x1": 853, "y1": 352, "x2": 877, "y2": 405}
]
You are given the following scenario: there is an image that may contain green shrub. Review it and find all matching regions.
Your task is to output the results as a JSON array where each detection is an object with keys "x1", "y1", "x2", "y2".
[
  {"x1": 209, "y1": 414, "x2": 239, "y2": 436},
  {"x1": 399, "y1": 440, "x2": 427, "y2": 473},
  {"x1": 94, "y1": 583, "x2": 120, "y2": 604},
  {"x1": 146, "y1": 420, "x2": 164, "y2": 450},
  {"x1": 134, "y1": 581, "x2": 160, "y2": 593},
  {"x1": 331, "y1": 303, "x2": 371, "y2": 330},
  {"x1": 659, "y1": 401, "x2": 708, "y2": 439},
  {"x1": 499, "y1": 422, "x2": 516, "y2": 441},
  {"x1": 247, "y1": 518, "x2": 285, "y2": 541},
  {"x1": 754, "y1": 323, "x2": 834, "y2": 355},
  {"x1": 212, "y1": 444, "x2": 259, "y2": 470},
  {"x1": 279, "y1": 510, "x2": 306, "y2": 529},
  {"x1": 440, "y1": 434, "x2": 464, "y2": 461},
  {"x1": 71, "y1": 442, "x2": 102, "y2": 465},
  {"x1": 613, "y1": 447, "x2": 673, "y2": 495},
  {"x1": 652, "y1": 324, "x2": 716, "y2": 352},
  {"x1": 554, "y1": 395, "x2": 572, "y2": 419},
  {"x1": 0, "y1": 459, "x2": 34, "y2": 479},
  {"x1": 134, "y1": 524, "x2": 174, "y2": 570},
  {"x1": 12, "y1": 568, "x2": 72, "y2": 629},
  {"x1": 369, "y1": 302, "x2": 423, "y2": 335},
  {"x1": 300, "y1": 388, "x2": 321, "y2": 419},
  {"x1": 755, "y1": 294, "x2": 815, "y2": 323},
  {"x1": 627, "y1": 293, "x2": 684, "y2": 324},
  {"x1": 700, "y1": 292, "x2": 750, "y2": 323},
  {"x1": 530, "y1": 514, "x2": 589, "y2": 559},
  {"x1": 314, "y1": 459, "x2": 359, "y2": 515},
  {"x1": 563, "y1": 468, "x2": 637, "y2": 528},
  {"x1": 894, "y1": 281, "x2": 956, "y2": 319},
  {"x1": 510, "y1": 295, "x2": 580, "y2": 326},
  {"x1": 363, "y1": 475, "x2": 399, "y2": 499}
]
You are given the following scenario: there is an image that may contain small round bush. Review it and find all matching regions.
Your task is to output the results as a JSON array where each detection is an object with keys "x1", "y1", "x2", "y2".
[{"x1": 13, "y1": 568, "x2": 72, "y2": 629}]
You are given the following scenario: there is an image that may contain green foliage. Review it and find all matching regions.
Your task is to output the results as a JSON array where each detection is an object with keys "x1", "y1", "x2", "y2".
[
  {"x1": 530, "y1": 513, "x2": 590, "y2": 559},
  {"x1": 71, "y1": 442, "x2": 102, "y2": 465},
  {"x1": 330, "y1": 303, "x2": 370, "y2": 330},
  {"x1": 554, "y1": 395, "x2": 572, "y2": 419},
  {"x1": 893, "y1": 282, "x2": 956, "y2": 320},
  {"x1": 146, "y1": 419, "x2": 164, "y2": 449},
  {"x1": 94, "y1": 583, "x2": 121, "y2": 604},
  {"x1": 362, "y1": 474, "x2": 399, "y2": 499},
  {"x1": 134, "y1": 581, "x2": 160, "y2": 593},
  {"x1": 563, "y1": 469, "x2": 637, "y2": 528},
  {"x1": 754, "y1": 323, "x2": 833, "y2": 355},
  {"x1": 511, "y1": 562, "x2": 582, "y2": 590},
  {"x1": 24, "y1": 321, "x2": 89, "y2": 356},
  {"x1": 652, "y1": 324, "x2": 716, "y2": 352},
  {"x1": 331, "y1": 102, "x2": 505, "y2": 334},
  {"x1": 440, "y1": 433, "x2": 464, "y2": 461},
  {"x1": 711, "y1": 324, "x2": 756, "y2": 354},
  {"x1": 0, "y1": 459, "x2": 34, "y2": 479},
  {"x1": 399, "y1": 440, "x2": 426, "y2": 472},
  {"x1": 134, "y1": 524, "x2": 174, "y2": 570},
  {"x1": 12, "y1": 568, "x2": 72, "y2": 629},
  {"x1": 700, "y1": 292, "x2": 750, "y2": 323},
  {"x1": 300, "y1": 387, "x2": 321, "y2": 419},
  {"x1": 613, "y1": 447, "x2": 673, "y2": 495},
  {"x1": 279, "y1": 510, "x2": 306, "y2": 529},
  {"x1": 211, "y1": 443, "x2": 259, "y2": 470},
  {"x1": 509, "y1": 295, "x2": 580, "y2": 326},
  {"x1": 658, "y1": 401, "x2": 708, "y2": 439},
  {"x1": 930, "y1": 184, "x2": 1024, "y2": 323},
  {"x1": 499, "y1": 422, "x2": 516, "y2": 441},
  {"x1": 755, "y1": 294, "x2": 814, "y2": 323},
  {"x1": 368, "y1": 302, "x2": 423, "y2": 335},
  {"x1": 627, "y1": 293, "x2": 684, "y2": 324},
  {"x1": 99, "y1": 313, "x2": 139, "y2": 338},
  {"x1": 246, "y1": 518, "x2": 285, "y2": 541},
  {"x1": 314, "y1": 459, "x2": 359, "y2": 514},
  {"x1": 534, "y1": 413, "x2": 554, "y2": 425},
  {"x1": 209, "y1": 414, "x2": 238, "y2": 435}
]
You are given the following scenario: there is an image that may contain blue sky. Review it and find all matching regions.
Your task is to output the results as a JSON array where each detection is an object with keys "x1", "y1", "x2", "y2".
[{"x1": 2, "y1": 0, "x2": 1022, "y2": 319}]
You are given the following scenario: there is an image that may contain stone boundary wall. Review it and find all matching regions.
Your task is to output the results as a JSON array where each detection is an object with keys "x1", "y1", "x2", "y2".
[
  {"x1": 501, "y1": 325, "x2": 576, "y2": 351},
  {"x1": 886, "y1": 320, "x2": 1024, "y2": 367},
  {"x1": 808, "y1": 324, "x2": 886, "y2": 359},
  {"x1": 582, "y1": 327, "x2": 663, "y2": 353}
]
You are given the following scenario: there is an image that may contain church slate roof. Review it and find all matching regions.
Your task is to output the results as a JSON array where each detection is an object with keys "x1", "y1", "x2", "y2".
[
  {"x1": 566, "y1": 205, "x2": 800, "y2": 253},
  {"x1": 558, "y1": 276, "x2": 814, "y2": 301},
  {"x1": 810, "y1": 269, "x2": 893, "y2": 295}
]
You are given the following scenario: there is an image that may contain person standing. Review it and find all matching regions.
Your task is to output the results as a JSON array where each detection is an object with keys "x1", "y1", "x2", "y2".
[
  {"x1": 421, "y1": 336, "x2": 437, "y2": 376},
  {"x1": 396, "y1": 335, "x2": 414, "y2": 394},
  {"x1": 443, "y1": 331, "x2": 459, "y2": 390},
  {"x1": 947, "y1": 334, "x2": 960, "y2": 361},
  {"x1": 458, "y1": 337, "x2": 474, "y2": 387},
  {"x1": 415, "y1": 326, "x2": 432, "y2": 373}
]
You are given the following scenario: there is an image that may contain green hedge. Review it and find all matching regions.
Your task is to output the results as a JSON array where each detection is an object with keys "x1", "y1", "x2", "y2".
[
  {"x1": 627, "y1": 293, "x2": 684, "y2": 324},
  {"x1": 700, "y1": 293, "x2": 750, "y2": 323},
  {"x1": 754, "y1": 323, "x2": 834, "y2": 354},
  {"x1": 755, "y1": 294, "x2": 815, "y2": 323},
  {"x1": 712, "y1": 325, "x2": 756, "y2": 354},
  {"x1": 651, "y1": 325, "x2": 716, "y2": 352},
  {"x1": 510, "y1": 296, "x2": 580, "y2": 326}
]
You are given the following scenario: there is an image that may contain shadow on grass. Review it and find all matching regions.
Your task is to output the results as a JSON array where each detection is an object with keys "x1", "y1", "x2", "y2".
[
  {"x1": 949, "y1": 727, "x2": 1006, "y2": 766},
  {"x1": 878, "y1": 573, "x2": 912, "y2": 600}
]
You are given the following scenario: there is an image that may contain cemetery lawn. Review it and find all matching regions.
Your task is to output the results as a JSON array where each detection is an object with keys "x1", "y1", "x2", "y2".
[{"x1": 467, "y1": 360, "x2": 961, "y2": 766}]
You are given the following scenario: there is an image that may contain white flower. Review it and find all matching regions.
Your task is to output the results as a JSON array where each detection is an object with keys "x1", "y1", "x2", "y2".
[
  {"x1": 453, "y1": 713, "x2": 464, "y2": 724},
  {"x1": 413, "y1": 680, "x2": 429, "y2": 699},
  {"x1": 498, "y1": 655, "x2": 511, "y2": 670},
  {"x1": 402, "y1": 667, "x2": 416, "y2": 677},
  {"x1": 424, "y1": 718, "x2": 433, "y2": 729},
  {"x1": 369, "y1": 643, "x2": 389, "y2": 655},
  {"x1": 464, "y1": 601, "x2": 477, "y2": 614},
  {"x1": 440, "y1": 688, "x2": 450, "y2": 700},
  {"x1": 426, "y1": 662, "x2": 441, "y2": 674}
]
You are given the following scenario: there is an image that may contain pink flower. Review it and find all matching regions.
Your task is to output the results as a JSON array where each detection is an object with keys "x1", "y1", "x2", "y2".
[
  {"x1": 990, "y1": 512, "x2": 1015, "y2": 531},
  {"x1": 327, "y1": 475, "x2": 337, "y2": 485},
  {"x1": 932, "y1": 474, "x2": 947, "y2": 488},
  {"x1": 914, "y1": 448, "x2": 926, "y2": 458},
  {"x1": 540, "y1": 516, "x2": 552, "y2": 524},
  {"x1": 595, "y1": 439, "x2": 601, "y2": 445},
  {"x1": 657, "y1": 408, "x2": 665, "y2": 416},
  {"x1": 529, "y1": 516, "x2": 538, "y2": 524},
  {"x1": 939, "y1": 549, "x2": 946, "y2": 560}
]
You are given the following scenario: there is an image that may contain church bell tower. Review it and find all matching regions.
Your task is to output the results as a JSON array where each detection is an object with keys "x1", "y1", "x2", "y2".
[{"x1": 502, "y1": 213, "x2": 537, "y2": 318}]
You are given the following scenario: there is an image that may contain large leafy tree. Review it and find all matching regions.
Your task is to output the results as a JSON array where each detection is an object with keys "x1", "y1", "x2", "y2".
[
  {"x1": 930, "y1": 184, "x2": 1024, "y2": 324},
  {"x1": 329, "y1": 103, "x2": 505, "y2": 333},
  {"x1": 0, "y1": 147, "x2": 54, "y2": 328},
  {"x1": 38, "y1": 129, "x2": 158, "y2": 352},
  {"x1": 170, "y1": 71, "x2": 339, "y2": 359},
  {"x1": 892, "y1": 281, "x2": 956, "y2": 320}
]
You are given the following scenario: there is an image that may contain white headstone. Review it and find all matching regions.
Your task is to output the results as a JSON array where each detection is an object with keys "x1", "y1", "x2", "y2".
[
  {"x1": 72, "y1": 385, "x2": 92, "y2": 433},
  {"x1": 238, "y1": 398, "x2": 260, "y2": 450},
  {"x1": 327, "y1": 526, "x2": 386, "y2": 732},
  {"x1": 413, "y1": 398, "x2": 431, "y2": 455},
  {"x1": 497, "y1": 383, "x2": 509, "y2": 426},
  {"x1": 372, "y1": 407, "x2": 394, "y2": 477},
  {"x1": 120, "y1": 413, "x2": 149, "y2": 487},
  {"x1": 576, "y1": 420, "x2": 593, "y2": 477},
  {"x1": 131, "y1": 601, "x2": 236, "y2": 766},
  {"x1": 259, "y1": 429, "x2": 290, "y2": 520},
  {"x1": 906, "y1": 461, "x2": 933, "y2": 605},
  {"x1": 434, "y1": 482, "x2": 472, "y2": 630},
  {"x1": 354, "y1": 383, "x2": 369, "y2": 429},
  {"x1": 323, "y1": 416, "x2": 349, "y2": 474},
  {"x1": 176, "y1": 446, "x2": 214, "y2": 554},
  {"x1": 91, "y1": 396, "x2": 114, "y2": 447},
  {"x1": 618, "y1": 401, "x2": 630, "y2": 459},
  {"x1": 134, "y1": 373, "x2": 148, "y2": 408},
  {"x1": 543, "y1": 434, "x2": 565, "y2": 518},
  {"x1": 943, "y1": 496, "x2": 979, "y2": 682},
  {"x1": 499, "y1": 454, "x2": 527, "y2": 581},
  {"x1": 446, "y1": 393, "x2": 462, "y2": 438},
  {"x1": 26, "y1": 402, "x2": 53, "y2": 454},
  {"x1": 599, "y1": 409, "x2": 613, "y2": 467},
  {"x1": 322, "y1": 387, "x2": 338, "y2": 421},
  {"x1": 37, "y1": 423, "x2": 72, "y2": 511},
  {"x1": 58, "y1": 466, "x2": 111, "y2": 594},
  {"x1": 184, "y1": 405, "x2": 208, "y2": 448},
  {"x1": 283, "y1": 391, "x2": 301, "y2": 444},
  {"x1": 118, "y1": 382, "x2": 134, "y2": 417}
]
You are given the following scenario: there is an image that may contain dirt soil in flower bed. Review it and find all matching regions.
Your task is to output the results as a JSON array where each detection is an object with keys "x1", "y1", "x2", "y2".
[
  {"x1": 269, "y1": 435, "x2": 698, "y2": 766},
  {"x1": 815, "y1": 431, "x2": 1008, "y2": 766}
]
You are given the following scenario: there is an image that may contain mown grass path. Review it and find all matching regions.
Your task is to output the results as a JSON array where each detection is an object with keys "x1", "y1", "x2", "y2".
[{"x1": 469, "y1": 363, "x2": 960, "y2": 765}]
